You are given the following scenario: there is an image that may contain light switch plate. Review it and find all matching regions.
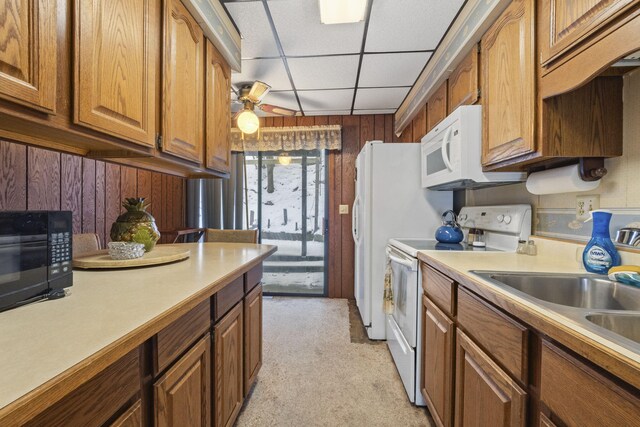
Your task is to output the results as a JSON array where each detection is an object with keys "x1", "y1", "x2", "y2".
[
  {"x1": 576, "y1": 195, "x2": 600, "y2": 221},
  {"x1": 339, "y1": 204, "x2": 349, "y2": 214}
]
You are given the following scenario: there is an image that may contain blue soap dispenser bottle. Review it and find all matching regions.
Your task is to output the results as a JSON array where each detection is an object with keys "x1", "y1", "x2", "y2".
[{"x1": 583, "y1": 209, "x2": 621, "y2": 274}]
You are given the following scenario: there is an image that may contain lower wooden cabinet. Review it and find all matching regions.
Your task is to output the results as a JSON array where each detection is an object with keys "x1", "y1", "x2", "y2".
[
  {"x1": 454, "y1": 330, "x2": 527, "y2": 427},
  {"x1": 154, "y1": 334, "x2": 211, "y2": 427},
  {"x1": 109, "y1": 400, "x2": 143, "y2": 427},
  {"x1": 214, "y1": 301, "x2": 244, "y2": 427},
  {"x1": 244, "y1": 283, "x2": 263, "y2": 395},
  {"x1": 421, "y1": 295, "x2": 455, "y2": 427}
]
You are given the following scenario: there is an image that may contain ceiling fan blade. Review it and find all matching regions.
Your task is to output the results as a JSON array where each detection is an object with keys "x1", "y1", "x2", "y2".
[
  {"x1": 259, "y1": 104, "x2": 297, "y2": 117},
  {"x1": 248, "y1": 81, "x2": 271, "y2": 103}
]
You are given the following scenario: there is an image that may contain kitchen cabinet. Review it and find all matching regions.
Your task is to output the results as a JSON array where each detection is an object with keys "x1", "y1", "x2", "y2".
[
  {"x1": 421, "y1": 296, "x2": 455, "y2": 427},
  {"x1": 214, "y1": 301, "x2": 244, "y2": 427},
  {"x1": 109, "y1": 400, "x2": 142, "y2": 427},
  {"x1": 447, "y1": 46, "x2": 480, "y2": 114},
  {"x1": 205, "y1": 40, "x2": 232, "y2": 174},
  {"x1": 540, "y1": 340, "x2": 640, "y2": 427},
  {"x1": 426, "y1": 81, "x2": 448, "y2": 133},
  {"x1": 244, "y1": 283, "x2": 263, "y2": 395},
  {"x1": 154, "y1": 334, "x2": 211, "y2": 427},
  {"x1": 73, "y1": 0, "x2": 158, "y2": 146},
  {"x1": 161, "y1": 0, "x2": 204, "y2": 163},
  {"x1": 0, "y1": 0, "x2": 57, "y2": 113},
  {"x1": 480, "y1": 0, "x2": 536, "y2": 168},
  {"x1": 454, "y1": 330, "x2": 527, "y2": 427}
]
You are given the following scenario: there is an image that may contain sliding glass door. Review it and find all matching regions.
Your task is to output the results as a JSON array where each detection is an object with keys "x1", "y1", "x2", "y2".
[{"x1": 244, "y1": 150, "x2": 328, "y2": 296}]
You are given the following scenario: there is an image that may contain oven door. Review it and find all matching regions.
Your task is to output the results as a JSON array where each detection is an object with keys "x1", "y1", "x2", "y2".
[
  {"x1": 0, "y1": 235, "x2": 49, "y2": 310},
  {"x1": 386, "y1": 245, "x2": 419, "y2": 347}
]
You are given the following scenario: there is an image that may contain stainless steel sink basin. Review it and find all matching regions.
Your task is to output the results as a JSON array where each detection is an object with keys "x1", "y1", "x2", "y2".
[
  {"x1": 484, "y1": 273, "x2": 640, "y2": 310},
  {"x1": 586, "y1": 313, "x2": 640, "y2": 344}
]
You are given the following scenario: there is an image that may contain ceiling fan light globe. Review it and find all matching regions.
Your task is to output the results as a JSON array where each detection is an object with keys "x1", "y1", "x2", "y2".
[{"x1": 237, "y1": 110, "x2": 260, "y2": 134}]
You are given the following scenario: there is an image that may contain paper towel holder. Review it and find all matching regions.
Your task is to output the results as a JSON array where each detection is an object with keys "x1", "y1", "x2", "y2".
[{"x1": 579, "y1": 158, "x2": 607, "y2": 182}]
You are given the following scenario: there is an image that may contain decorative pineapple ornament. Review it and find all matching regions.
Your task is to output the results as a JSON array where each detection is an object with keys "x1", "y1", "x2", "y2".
[{"x1": 110, "y1": 198, "x2": 161, "y2": 252}]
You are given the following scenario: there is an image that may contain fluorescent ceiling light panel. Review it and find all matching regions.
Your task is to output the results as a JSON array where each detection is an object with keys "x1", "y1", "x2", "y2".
[{"x1": 319, "y1": 0, "x2": 367, "y2": 24}]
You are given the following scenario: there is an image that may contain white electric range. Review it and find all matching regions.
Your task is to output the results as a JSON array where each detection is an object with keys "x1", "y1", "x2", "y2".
[{"x1": 385, "y1": 205, "x2": 532, "y2": 406}]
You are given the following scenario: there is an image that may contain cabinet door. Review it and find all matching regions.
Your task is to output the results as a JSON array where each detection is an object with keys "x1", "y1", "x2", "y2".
[
  {"x1": 74, "y1": 0, "x2": 157, "y2": 146},
  {"x1": 154, "y1": 334, "x2": 211, "y2": 427},
  {"x1": 539, "y1": 0, "x2": 637, "y2": 66},
  {"x1": 481, "y1": 0, "x2": 535, "y2": 167},
  {"x1": 0, "y1": 0, "x2": 56, "y2": 112},
  {"x1": 426, "y1": 81, "x2": 447, "y2": 132},
  {"x1": 421, "y1": 296, "x2": 455, "y2": 427},
  {"x1": 109, "y1": 399, "x2": 142, "y2": 427},
  {"x1": 244, "y1": 284, "x2": 262, "y2": 396},
  {"x1": 447, "y1": 46, "x2": 479, "y2": 114},
  {"x1": 162, "y1": 0, "x2": 204, "y2": 163},
  {"x1": 454, "y1": 330, "x2": 527, "y2": 427},
  {"x1": 214, "y1": 301, "x2": 244, "y2": 427},
  {"x1": 205, "y1": 40, "x2": 231, "y2": 173}
]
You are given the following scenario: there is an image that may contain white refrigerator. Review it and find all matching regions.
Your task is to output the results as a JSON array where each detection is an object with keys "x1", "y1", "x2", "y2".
[{"x1": 353, "y1": 141, "x2": 452, "y2": 340}]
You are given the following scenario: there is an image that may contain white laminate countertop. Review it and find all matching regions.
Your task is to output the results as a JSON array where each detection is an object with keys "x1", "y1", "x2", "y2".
[
  {"x1": 0, "y1": 243, "x2": 276, "y2": 412},
  {"x1": 417, "y1": 237, "x2": 640, "y2": 371}
]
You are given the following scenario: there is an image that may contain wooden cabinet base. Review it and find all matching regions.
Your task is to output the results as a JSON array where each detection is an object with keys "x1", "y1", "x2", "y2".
[
  {"x1": 244, "y1": 284, "x2": 263, "y2": 395},
  {"x1": 214, "y1": 302, "x2": 244, "y2": 427}
]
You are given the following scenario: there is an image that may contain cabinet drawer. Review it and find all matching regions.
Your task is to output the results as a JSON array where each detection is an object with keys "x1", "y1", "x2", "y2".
[
  {"x1": 153, "y1": 300, "x2": 211, "y2": 374},
  {"x1": 214, "y1": 275, "x2": 244, "y2": 322},
  {"x1": 245, "y1": 263, "x2": 263, "y2": 293},
  {"x1": 421, "y1": 264, "x2": 456, "y2": 317},
  {"x1": 457, "y1": 287, "x2": 528, "y2": 383},
  {"x1": 540, "y1": 341, "x2": 640, "y2": 427},
  {"x1": 25, "y1": 348, "x2": 141, "y2": 427}
]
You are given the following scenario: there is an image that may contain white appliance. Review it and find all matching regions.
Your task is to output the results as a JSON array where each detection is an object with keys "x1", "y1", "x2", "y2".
[
  {"x1": 420, "y1": 105, "x2": 526, "y2": 190},
  {"x1": 386, "y1": 204, "x2": 532, "y2": 406},
  {"x1": 353, "y1": 141, "x2": 452, "y2": 340}
]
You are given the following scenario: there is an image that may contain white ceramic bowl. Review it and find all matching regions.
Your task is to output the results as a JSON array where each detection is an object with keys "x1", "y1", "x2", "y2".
[{"x1": 107, "y1": 241, "x2": 146, "y2": 260}]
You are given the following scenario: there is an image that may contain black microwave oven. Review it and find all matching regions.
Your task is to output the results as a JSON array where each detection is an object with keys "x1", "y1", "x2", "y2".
[{"x1": 0, "y1": 211, "x2": 73, "y2": 312}]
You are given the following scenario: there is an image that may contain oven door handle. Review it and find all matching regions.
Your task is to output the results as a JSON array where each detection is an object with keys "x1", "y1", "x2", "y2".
[{"x1": 386, "y1": 247, "x2": 418, "y2": 270}]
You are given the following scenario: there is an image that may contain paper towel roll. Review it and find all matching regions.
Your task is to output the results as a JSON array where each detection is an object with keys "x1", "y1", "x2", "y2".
[{"x1": 526, "y1": 164, "x2": 601, "y2": 195}]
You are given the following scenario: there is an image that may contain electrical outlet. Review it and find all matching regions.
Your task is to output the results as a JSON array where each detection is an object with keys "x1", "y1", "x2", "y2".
[
  {"x1": 576, "y1": 195, "x2": 600, "y2": 221},
  {"x1": 339, "y1": 204, "x2": 349, "y2": 215}
]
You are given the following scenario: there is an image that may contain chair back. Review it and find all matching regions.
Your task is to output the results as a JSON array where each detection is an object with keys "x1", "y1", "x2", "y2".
[
  {"x1": 205, "y1": 229, "x2": 259, "y2": 244},
  {"x1": 73, "y1": 233, "x2": 101, "y2": 258}
]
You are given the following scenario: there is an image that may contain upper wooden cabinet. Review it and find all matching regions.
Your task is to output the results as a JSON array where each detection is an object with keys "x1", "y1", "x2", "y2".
[
  {"x1": 447, "y1": 46, "x2": 480, "y2": 114},
  {"x1": 74, "y1": 0, "x2": 158, "y2": 146},
  {"x1": 0, "y1": 0, "x2": 57, "y2": 113},
  {"x1": 162, "y1": 0, "x2": 204, "y2": 163},
  {"x1": 539, "y1": 0, "x2": 637, "y2": 66},
  {"x1": 426, "y1": 81, "x2": 448, "y2": 133},
  {"x1": 481, "y1": 0, "x2": 536, "y2": 167},
  {"x1": 205, "y1": 40, "x2": 231, "y2": 173}
]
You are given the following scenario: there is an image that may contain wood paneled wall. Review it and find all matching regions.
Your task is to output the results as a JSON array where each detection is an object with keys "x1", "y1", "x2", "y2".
[
  {"x1": 0, "y1": 140, "x2": 186, "y2": 247},
  {"x1": 262, "y1": 115, "x2": 398, "y2": 299}
]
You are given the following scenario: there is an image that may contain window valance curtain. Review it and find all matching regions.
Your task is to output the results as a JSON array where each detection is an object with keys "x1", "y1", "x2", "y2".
[{"x1": 231, "y1": 125, "x2": 342, "y2": 152}]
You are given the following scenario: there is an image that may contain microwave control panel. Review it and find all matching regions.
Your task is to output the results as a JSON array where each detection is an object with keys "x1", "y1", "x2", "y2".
[{"x1": 49, "y1": 232, "x2": 72, "y2": 277}]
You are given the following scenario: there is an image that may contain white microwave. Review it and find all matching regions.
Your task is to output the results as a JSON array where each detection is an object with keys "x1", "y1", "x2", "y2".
[{"x1": 420, "y1": 105, "x2": 525, "y2": 190}]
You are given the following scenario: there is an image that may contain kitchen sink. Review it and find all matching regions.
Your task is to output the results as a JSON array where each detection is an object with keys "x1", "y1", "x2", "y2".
[
  {"x1": 471, "y1": 271, "x2": 640, "y2": 353},
  {"x1": 586, "y1": 313, "x2": 640, "y2": 344},
  {"x1": 481, "y1": 273, "x2": 640, "y2": 310}
]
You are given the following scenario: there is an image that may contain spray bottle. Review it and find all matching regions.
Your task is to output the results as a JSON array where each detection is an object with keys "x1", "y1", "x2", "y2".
[{"x1": 583, "y1": 210, "x2": 621, "y2": 274}]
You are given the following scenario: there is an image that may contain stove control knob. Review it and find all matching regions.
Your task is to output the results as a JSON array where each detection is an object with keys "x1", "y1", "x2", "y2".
[
  {"x1": 497, "y1": 214, "x2": 505, "y2": 222},
  {"x1": 504, "y1": 215, "x2": 512, "y2": 224},
  {"x1": 459, "y1": 214, "x2": 467, "y2": 221}
]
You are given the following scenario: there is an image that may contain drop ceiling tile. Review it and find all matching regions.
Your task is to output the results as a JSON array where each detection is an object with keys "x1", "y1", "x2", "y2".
[
  {"x1": 231, "y1": 59, "x2": 292, "y2": 91},
  {"x1": 366, "y1": 0, "x2": 465, "y2": 52},
  {"x1": 288, "y1": 55, "x2": 359, "y2": 89},
  {"x1": 353, "y1": 109, "x2": 397, "y2": 115},
  {"x1": 267, "y1": 0, "x2": 364, "y2": 56},
  {"x1": 298, "y1": 89, "x2": 354, "y2": 111},
  {"x1": 354, "y1": 87, "x2": 410, "y2": 110},
  {"x1": 225, "y1": 2, "x2": 280, "y2": 59},
  {"x1": 304, "y1": 110, "x2": 352, "y2": 116},
  {"x1": 261, "y1": 91, "x2": 300, "y2": 112},
  {"x1": 359, "y1": 52, "x2": 431, "y2": 87}
]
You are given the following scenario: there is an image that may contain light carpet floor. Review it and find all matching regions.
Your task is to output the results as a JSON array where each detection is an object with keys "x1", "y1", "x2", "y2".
[{"x1": 236, "y1": 297, "x2": 433, "y2": 427}]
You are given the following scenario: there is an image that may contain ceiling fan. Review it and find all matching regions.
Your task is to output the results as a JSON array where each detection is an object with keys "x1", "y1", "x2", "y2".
[{"x1": 234, "y1": 81, "x2": 297, "y2": 134}]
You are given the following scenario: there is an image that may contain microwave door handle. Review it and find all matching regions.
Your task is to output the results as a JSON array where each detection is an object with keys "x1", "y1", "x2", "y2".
[{"x1": 441, "y1": 127, "x2": 454, "y2": 171}]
